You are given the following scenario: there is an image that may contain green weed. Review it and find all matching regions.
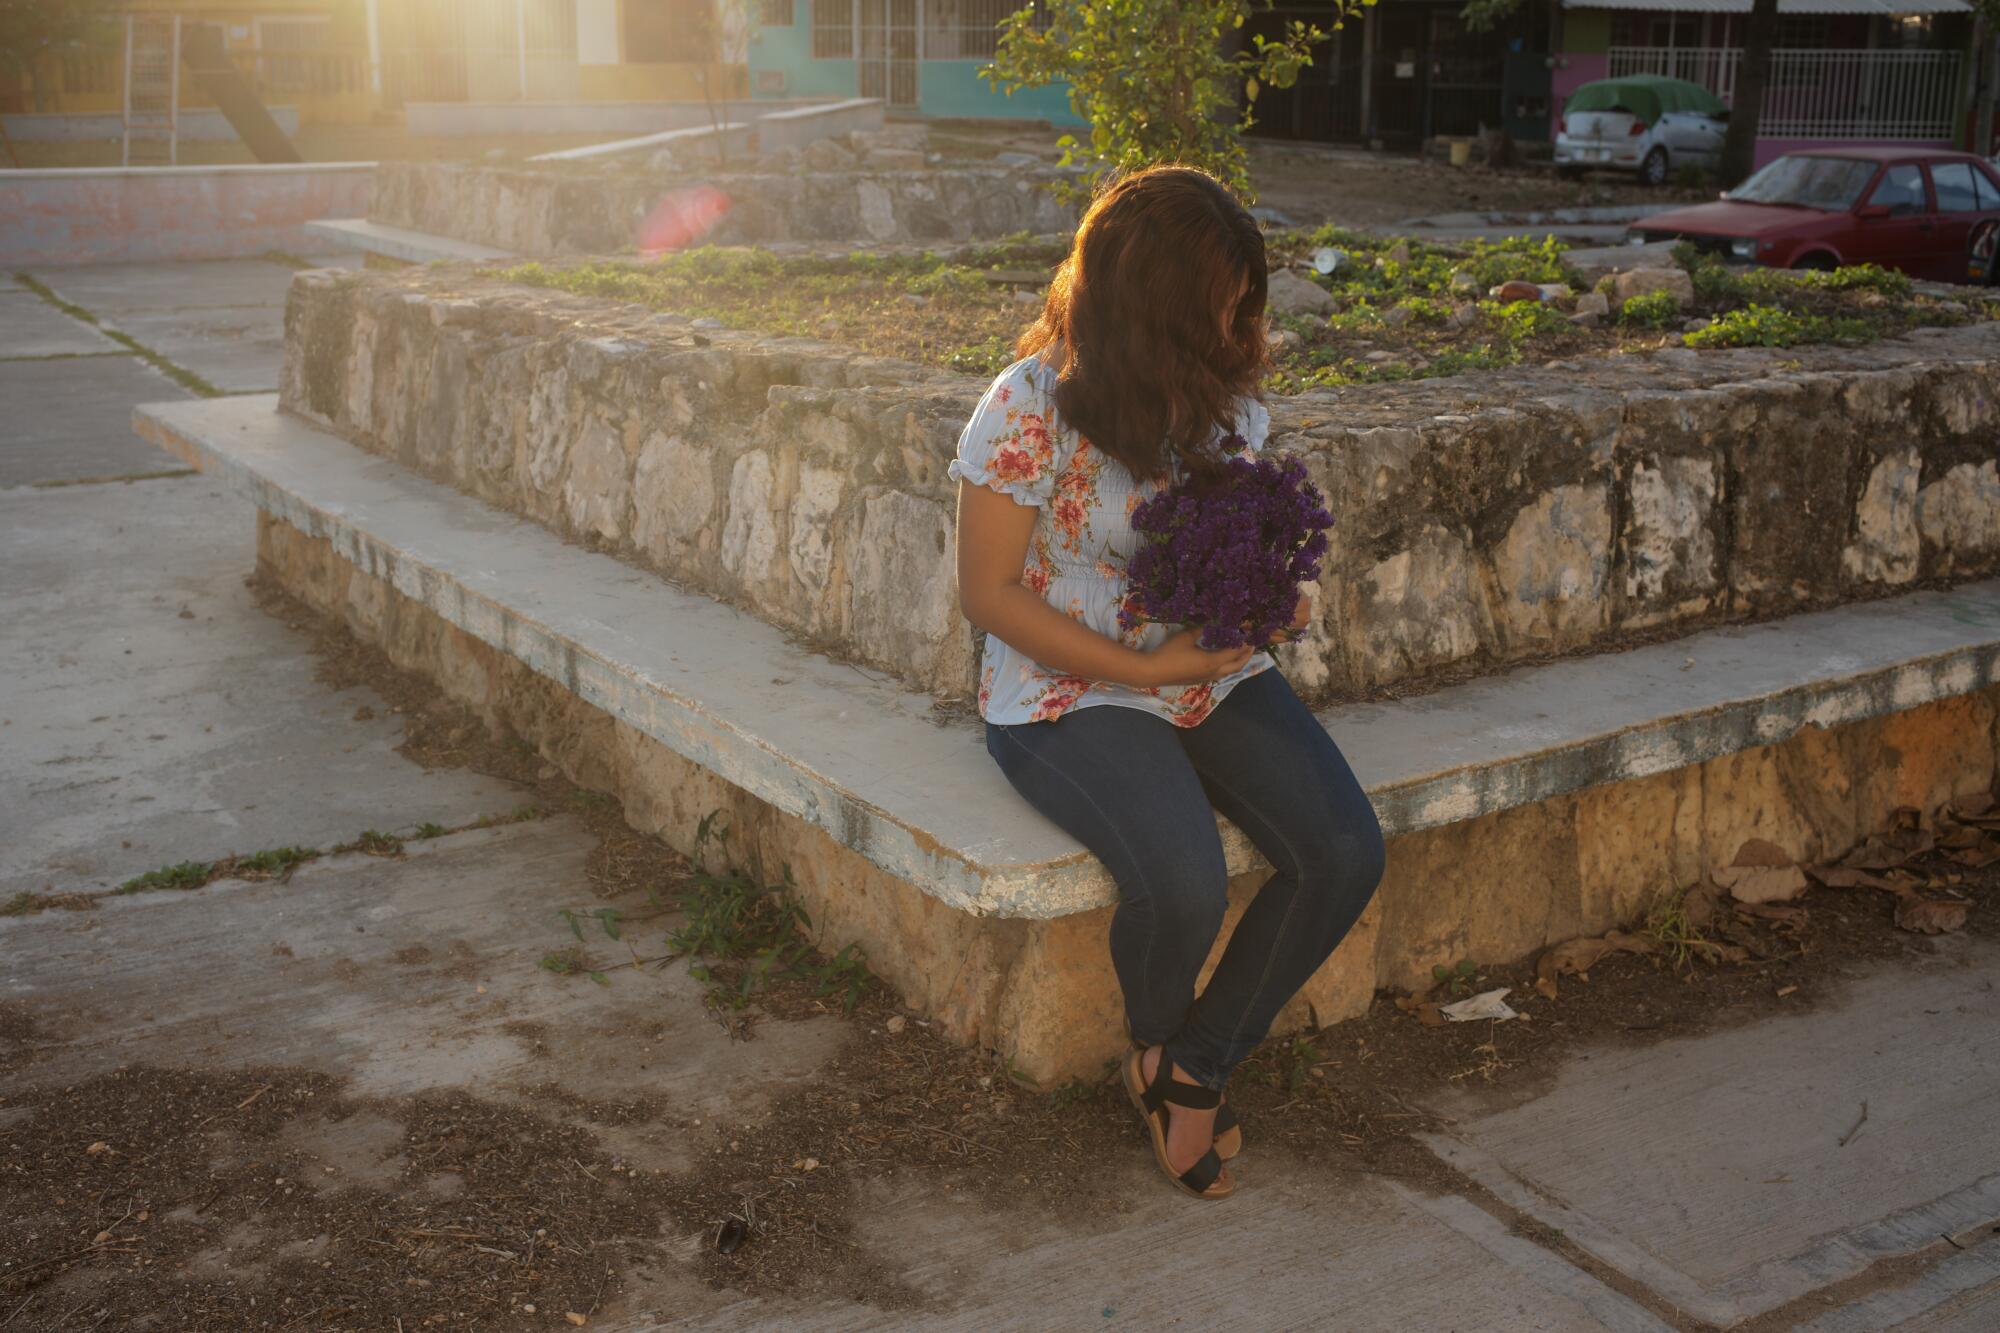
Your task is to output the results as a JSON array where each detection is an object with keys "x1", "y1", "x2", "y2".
[
  {"x1": 114, "y1": 860, "x2": 213, "y2": 894},
  {"x1": 1431, "y1": 958, "x2": 1479, "y2": 996},
  {"x1": 662, "y1": 815, "x2": 875, "y2": 1015},
  {"x1": 1683, "y1": 304, "x2": 1872, "y2": 349},
  {"x1": 1617, "y1": 289, "x2": 1681, "y2": 329},
  {"x1": 1645, "y1": 888, "x2": 1710, "y2": 969}
]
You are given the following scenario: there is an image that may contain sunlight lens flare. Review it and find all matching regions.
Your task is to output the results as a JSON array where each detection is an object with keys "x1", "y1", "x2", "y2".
[{"x1": 639, "y1": 186, "x2": 732, "y2": 257}]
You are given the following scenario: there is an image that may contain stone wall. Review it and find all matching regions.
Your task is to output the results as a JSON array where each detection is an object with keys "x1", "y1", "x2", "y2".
[
  {"x1": 259, "y1": 513, "x2": 2000, "y2": 1084},
  {"x1": 282, "y1": 265, "x2": 2000, "y2": 706},
  {"x1": 367, "y1": 159, "x2": 1078, "y2": 252}
]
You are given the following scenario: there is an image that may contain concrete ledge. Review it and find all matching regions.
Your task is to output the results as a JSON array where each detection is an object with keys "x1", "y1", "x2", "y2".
[
  {"x1": 528, "y1": 120, "x2": 756, "y2": 164},
  {"x1": 0, "y1": 162, "x2": 376, "y2": 266},
  {"x1": 1, "y1": 106, "x2": 301, "y2": 142},
  {"x1": 403, "y1": 97, "x2": 853, "y2": 138},
  {"x1": 303, "y1": 218, "x2": 517, "y2": 265},
  {"x1": 750, "y1": 97, "x2": 886, "y2": 152},
  {"x1": 135, "y1": 394, "x2": 2000, "y2": 922}
]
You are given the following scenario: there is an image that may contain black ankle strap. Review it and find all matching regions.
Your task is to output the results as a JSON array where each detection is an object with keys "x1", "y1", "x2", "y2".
[{"x1": 1140, "y1": 1049, "x2": 1222, "y2": 1113}]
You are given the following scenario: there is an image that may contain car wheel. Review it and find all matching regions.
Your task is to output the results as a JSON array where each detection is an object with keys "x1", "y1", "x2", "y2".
[
  {"x1": 1791, "y1": 252, "x2": 1836, "y2": 272},
  {"x1": 1639, "y1": 147, "x2": 1669, "y2": 187}
]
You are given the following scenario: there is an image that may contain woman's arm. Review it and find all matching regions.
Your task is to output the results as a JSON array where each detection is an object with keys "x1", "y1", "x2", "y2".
[{"x1": 955, "y1": 482, "x2": 1254, "y2": 689}]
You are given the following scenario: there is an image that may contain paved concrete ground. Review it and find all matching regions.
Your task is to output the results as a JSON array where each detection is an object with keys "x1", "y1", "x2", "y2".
[{"x1": 5, "y1": 257, "x2": 2000, "y2": 1332}]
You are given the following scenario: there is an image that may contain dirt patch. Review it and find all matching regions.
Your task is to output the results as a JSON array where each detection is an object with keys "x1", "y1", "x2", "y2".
[
  {"x1": 1247, "y1": 141, "x2": 1702, "y2": 229},
  {"x1": 0, "y1": 1066, "x2": 673, "y2": 1329}
]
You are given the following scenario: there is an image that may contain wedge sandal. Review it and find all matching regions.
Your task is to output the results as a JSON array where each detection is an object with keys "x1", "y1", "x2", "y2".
[{"x1": 1121, "y1": 1045, "x2": 1235, "y2": 1199}]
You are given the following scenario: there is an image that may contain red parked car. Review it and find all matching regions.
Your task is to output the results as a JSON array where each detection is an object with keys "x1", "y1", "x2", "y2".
[{"x1": 1628, "y1": 147, "x2": 2000, "y2": 285}]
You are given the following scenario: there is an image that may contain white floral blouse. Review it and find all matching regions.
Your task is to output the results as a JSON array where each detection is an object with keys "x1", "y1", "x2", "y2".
[{"x1": 949, "y1": 354, "x2": 1277, "y2": 728}]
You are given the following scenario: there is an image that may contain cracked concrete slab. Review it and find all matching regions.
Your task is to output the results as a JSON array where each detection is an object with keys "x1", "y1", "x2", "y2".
[
  {"x1": 101, "y1": 305, "x2": 286, "y2": 392},
  {"x1": 23, "y1": 257, "x2": 304, "y2": 316},
  {"x1": 642, "y1": 1161, "x2": 1668, "y2": 1332},
  {"x1": 1, "y1": 820, "x2": 845, "y2": 1117},
  {"x1": 0, "y1": 356, "x2": 193, "y2": 487},
  {"x1": 1420, "y1": 939, "x2": 2000, "y2": 1326},
  {"x1": 0, "y1": 476, "x2": 522, "y2": 891},
  {"x1": 0, "y1": 289, "x2": 122, "y2": 358}
]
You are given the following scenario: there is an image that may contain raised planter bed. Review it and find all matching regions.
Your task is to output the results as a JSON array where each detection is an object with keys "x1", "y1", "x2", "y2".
[{"x1": 281, "y1": 261, "x2": 2000, "y2": 707}]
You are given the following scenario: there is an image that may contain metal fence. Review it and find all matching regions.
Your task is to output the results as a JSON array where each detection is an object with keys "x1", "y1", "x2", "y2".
[{"x1": 1606, "y1": 46, "x2": 1964, "y2": 140}]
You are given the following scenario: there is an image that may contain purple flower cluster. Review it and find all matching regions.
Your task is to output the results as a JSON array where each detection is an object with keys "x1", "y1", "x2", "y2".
[{"x1": 1119, "y1": 453, "x2": 1334, "y2": 651}]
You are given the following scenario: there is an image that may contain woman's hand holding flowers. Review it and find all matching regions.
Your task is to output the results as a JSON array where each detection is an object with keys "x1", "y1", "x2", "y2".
[{"x1": 1137, "y1": 627, "x2": 1257, "y2": 687}]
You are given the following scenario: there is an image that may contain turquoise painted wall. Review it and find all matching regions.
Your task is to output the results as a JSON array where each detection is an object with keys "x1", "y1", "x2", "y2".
[
  {"x1": 747, "y1": 19, "x2": 858, "y2": 100},
  {"x1": 745, "y1": 10, "x2": 1075, "y2": 122},
  {"x1": 918, "y1": 60, "x2": 1079, "y2": 124}
]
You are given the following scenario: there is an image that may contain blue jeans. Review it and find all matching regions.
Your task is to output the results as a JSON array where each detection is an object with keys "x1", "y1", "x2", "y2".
[{"x1": 984, "y1": 668, "x2": 1385, "y2": 1092}]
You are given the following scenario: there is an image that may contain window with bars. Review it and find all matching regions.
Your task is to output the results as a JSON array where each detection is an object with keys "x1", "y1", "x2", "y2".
[
  {"x1": 762, "y1": 0, "x2": 796, "y2": 26},
  {"x1": 812, "y1": 0, "x2": 854, "y2": 56},
  {"x1": 924, "y1": 0, "x2": 1046, "y2": 60}
]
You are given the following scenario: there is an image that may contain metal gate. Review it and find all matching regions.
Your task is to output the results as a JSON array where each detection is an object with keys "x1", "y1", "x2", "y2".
[
  {"x1": 122, "y1": 15, "x2": 180, "y2": 166},
  {"x1": 858, "y1": 0, "x2": 917, "y2": 110}
]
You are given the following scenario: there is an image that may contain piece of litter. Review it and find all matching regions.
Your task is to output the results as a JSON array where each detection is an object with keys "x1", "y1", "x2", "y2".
[{"x1": 1439, "y1": 987, "x2": 1520, "y2": 1023}]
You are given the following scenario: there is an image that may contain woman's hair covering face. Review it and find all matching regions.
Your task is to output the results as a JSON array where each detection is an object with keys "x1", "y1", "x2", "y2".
[{"x1": 1017, "y1": 165, "x2": 1271, "y2": 481}]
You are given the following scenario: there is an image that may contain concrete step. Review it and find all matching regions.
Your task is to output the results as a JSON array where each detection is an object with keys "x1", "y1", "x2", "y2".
[
  {"x1": 303, "y1": 217, "x2": 516, "y2": 266},
  {"x1": 135, "y1": 394, "x2": 2000, "y2": 922}
]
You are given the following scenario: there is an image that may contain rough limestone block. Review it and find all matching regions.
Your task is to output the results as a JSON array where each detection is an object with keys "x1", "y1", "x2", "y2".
[
  {"x1": 1491, "y1": 483, "x2": 1613, "y2": 650},
  {"x1": 631, "y1": 431, "x2": 718, "y2": 566},
  {"x1": 1853, "y1": 692, "x2": 1997, "y2": 824},
  {"x1": 720, "y1": 450, "x2": 783, "y2": 585},
  {"x1": 562, "y1": 417, "x2": 633, "y2": 544},
  {"x1": 1268, "y1": 269, "x2": 1336, "y2": 317},
  {"x1": 788, "y1": 463, "x2": 846, "y2": 608},
  {"x1": 850, "y1": 489, "x2": 970, "y2": 695},
  {"x1": 1917, "y1": 460, "x2": 2000, "y2": 572},
  {"x1": 1370, "y1": 799, "x2": 1583, "y2": 994},
  {"x1": 1697, "y1": 744, "x2": 1839, "y2": 870},
  {"x1": 1574, "y1": 764, "x2": 1703, "y2": 934},
  {"x1": 1609, "y1": 267, "x2": 1695, "y2": 309},
  {"x1": 1842, "y1": 447, "x2": 1923, "y2": 586},
  {"x1": 1352, "y1": 527, "x2": 1495, "y2": 686},
  {"x1": 1725, "y1": 382, "x2": 1861, "y2": 608},
  {"x1": 1623, "y1": 453, "x2": 1720, "y2": 621}
]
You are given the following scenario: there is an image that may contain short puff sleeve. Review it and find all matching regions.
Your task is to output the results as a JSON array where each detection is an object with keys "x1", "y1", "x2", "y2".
[
  {"x1": 1230, "y1": 396, "x2": 1272, "y2": 456},
  {"x1": 948, "y1": 358, "x2": 1070, "y2": 509}
]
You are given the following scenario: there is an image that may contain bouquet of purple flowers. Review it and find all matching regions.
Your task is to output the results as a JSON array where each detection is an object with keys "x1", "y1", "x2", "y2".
[{"x1": 1119, "y1": 453, "x2": 1335, "y2": 651}]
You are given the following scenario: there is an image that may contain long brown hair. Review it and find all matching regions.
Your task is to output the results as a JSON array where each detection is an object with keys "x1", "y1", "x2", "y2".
[{"x1": 1017, "y1": 166, "x2": 1269, "y2": 482}]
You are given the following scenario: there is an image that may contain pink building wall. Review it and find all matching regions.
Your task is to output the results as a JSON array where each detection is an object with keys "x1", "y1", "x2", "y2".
[{"x1": 0, "y1": 162, "x2": 374, "y2": 266}]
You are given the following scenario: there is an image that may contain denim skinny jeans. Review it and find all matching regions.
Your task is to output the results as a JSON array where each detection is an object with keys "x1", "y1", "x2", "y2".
[{"x1": 984, "y1": 668, "x2": 1386, "y2": 1092}]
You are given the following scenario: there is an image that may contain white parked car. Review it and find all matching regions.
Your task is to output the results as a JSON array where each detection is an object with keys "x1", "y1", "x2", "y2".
[{"x1": 1555, "y1": 74, "x2": 1729, "y2": 186}]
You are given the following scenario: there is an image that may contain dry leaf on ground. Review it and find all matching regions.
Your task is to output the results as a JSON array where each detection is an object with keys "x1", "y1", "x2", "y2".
[
  {"x1": 1731, "y1": 838, "x2": 1795, "y2": 867},
  {"x1": 1735, "y1": 900, "x2": 1809, "y2": 929},
  {"x1": 1894, "y1": 897, "x2": 1970, "y2": 935},
  {"x1": 1534, "y1": 931, "x2": 1656, "y2": 999},
  {"x1": 1394, "y1": 994, "x2": 1446, "y2": 1026},
  {"x1": 1713, "y1": 862, "x2": 1810, "y2": 905},
  {"x1": 1808, "y1": 856, "x2": 1896, "y2": 888},
  {"x1": 1945, "y1": 792, "x2": 1999, "y2": 827}
]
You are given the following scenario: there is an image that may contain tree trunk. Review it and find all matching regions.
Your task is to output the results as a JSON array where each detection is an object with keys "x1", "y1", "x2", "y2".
[
  {"x1": 1719, "y1": 0, "x2": 1779, "y2": 187},
  {"x1": 1974, "y1": 19, "x2": 1997, "y2": 159}
]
